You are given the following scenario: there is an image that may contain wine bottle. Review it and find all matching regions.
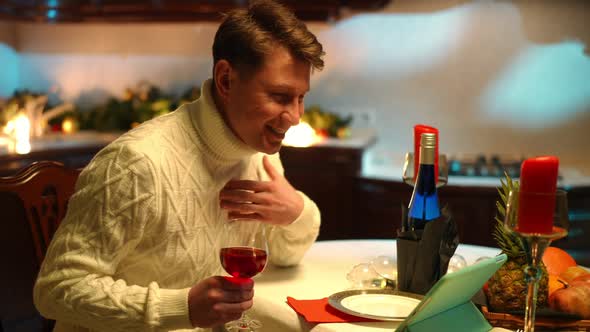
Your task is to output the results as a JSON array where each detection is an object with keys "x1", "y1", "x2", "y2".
[{"x1": 408, "y1": 132, "x2": 441, "y2": 230}]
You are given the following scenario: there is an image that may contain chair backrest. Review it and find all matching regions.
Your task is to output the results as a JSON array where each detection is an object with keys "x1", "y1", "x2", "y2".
[
  {"x1": 0, "y1": 161, "x2": 81, "y2": 266},
  {"x1": 0, "y1": 161, "x2": 81, "y2": 331}
]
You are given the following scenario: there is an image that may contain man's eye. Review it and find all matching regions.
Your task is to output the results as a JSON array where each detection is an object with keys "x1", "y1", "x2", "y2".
[{"x1": 272, "y1": 94, "x2": 291, "y2": 104}]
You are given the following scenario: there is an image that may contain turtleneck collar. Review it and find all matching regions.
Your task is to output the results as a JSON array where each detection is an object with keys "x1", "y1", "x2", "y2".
[{"x1": 189, "y1": 79, "x2": 258, "y2": 163}]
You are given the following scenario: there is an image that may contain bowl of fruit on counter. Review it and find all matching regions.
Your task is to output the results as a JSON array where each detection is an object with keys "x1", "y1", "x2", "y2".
[
  {"x1": 301, "y1": 105, "x2": 353, "y2": 139},
  {"x1": 481, "y1": 175, "x2": 590, "y2": 330}
]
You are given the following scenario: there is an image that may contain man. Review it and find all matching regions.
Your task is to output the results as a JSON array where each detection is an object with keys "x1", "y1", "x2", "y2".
[{"x1": 33, "y1": 1, "x2": 324, "y2": 331}]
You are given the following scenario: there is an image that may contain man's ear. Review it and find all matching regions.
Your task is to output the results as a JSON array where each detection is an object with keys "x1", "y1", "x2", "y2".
[{"x1": 213, "y1": 59, "x2": 232, "y2": 99}]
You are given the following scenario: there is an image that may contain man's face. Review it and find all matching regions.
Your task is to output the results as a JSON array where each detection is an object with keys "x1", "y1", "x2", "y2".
[{"x1": 224, "y1": 45, "x2": 311, "y2": 154}]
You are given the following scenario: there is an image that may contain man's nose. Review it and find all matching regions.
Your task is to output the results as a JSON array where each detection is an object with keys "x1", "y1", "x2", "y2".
[{"x1": 282, "y1": 101, "x2": 302, "y2": 126}]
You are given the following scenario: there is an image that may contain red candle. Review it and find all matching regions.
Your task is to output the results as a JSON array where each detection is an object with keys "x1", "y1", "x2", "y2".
[
  {"x1": 517, "y1": 156, "x2": 559, "y2": 234},
  {"x1": 413, "y1": 124, "x2": 439, "y2": 183}
]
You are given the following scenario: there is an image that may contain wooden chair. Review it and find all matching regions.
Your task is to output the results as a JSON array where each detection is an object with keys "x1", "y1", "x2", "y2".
[{"x1": 0, "y1": 161, "x2": 81, "y2": 332}]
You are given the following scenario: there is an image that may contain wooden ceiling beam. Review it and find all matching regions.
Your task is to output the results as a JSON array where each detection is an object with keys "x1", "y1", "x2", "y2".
[{"x1": 0, "y1": 0, "x2": 391, "y2": 23}]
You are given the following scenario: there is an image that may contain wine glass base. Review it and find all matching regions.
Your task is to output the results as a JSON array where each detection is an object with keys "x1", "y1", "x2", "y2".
[
  {"x1": 224, "y1": 326, "x2": 257, "y2": 332},
  {"x1": 225, "y1": 315, "x2": 262, "y2": 332}
]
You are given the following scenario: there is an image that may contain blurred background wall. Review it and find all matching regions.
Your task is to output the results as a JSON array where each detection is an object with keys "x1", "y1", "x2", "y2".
[
  {"x1": 0, "y1": 21, "x2": 18, "y2": 98},
  {"x1": 1, "y1": 0, "x2": 589, "y2": 174}
]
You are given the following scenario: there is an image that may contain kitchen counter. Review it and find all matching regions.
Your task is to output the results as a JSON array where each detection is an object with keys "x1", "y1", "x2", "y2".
[
  {"x1": 361, "y1": 152, "x2": 590, "y2": 189},
  {"x1": 283, "y1": 128, "x2": 378, "y2": 151},
  {"x1": 2, "y1": 129, "x2": 588, "y2": 189},
  {"x1": 0, "y1": 131, "x2": 120, "y2": 156},
  {"x1": 0, "y1": 131, "x2": 121, "y2": 176}
]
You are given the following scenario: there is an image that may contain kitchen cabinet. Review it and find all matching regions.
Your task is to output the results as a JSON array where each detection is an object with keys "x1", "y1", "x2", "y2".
[
  {"x1": 355, "y1": 178, "x2": 590, "y2": 265},
  {"x1": 282, "y1": 144, "x2": 590, "y2": 265},
  {"x1": 0, "y1": 145, "x2": 103, "y2": 177},
  {"x1": 356, "y1": 178, "x2": 499, "y2": 246},
  {"x1": 280, "y1": 137, "x2": 503, "y2": 246},
  {"x1": 437, "y1": 184, "x2": 499, "y2": 247},
  {"x1": 355, "y1": 178, "x2": 407, "y2": 239},
  {"x1": 559, "y1": 186, "x2": 590, "y2": 266},
  {"x1": 280, "y1": 143, "x2": 371, "y2": 240}
]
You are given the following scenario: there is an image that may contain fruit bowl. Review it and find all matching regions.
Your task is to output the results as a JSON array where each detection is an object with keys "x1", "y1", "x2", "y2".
[
  {"x1": 481, "y1": 305, "x2": 590, "y2": 331},
  {"x1": 479, "y1": 263, "x2": 590, "y2": 331}
]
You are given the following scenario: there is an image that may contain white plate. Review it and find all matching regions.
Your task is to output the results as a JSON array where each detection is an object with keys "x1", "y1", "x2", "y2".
[{"x1": 328, "y1": 289, "x2": 422, "y2": 321}]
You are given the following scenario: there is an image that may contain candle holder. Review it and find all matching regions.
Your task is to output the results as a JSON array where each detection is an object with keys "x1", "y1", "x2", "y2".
[
  {"x1": 401, "y1": 152, "x2": 448, "y2": 188},
  {"x1": 504, "y1": 189, "x2": 569, "y2": 332}
]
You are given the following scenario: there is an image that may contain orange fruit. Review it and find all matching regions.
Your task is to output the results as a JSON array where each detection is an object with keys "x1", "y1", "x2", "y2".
[
  {"x1": 543, "y1": 247, "x2": 577, "y2": 276},
  {"x1": 560, "y1": 266, "x2": 590, "y2": 283},
  {"x1": 548, "y1": 274, "x2": 567, "y2": 296}
]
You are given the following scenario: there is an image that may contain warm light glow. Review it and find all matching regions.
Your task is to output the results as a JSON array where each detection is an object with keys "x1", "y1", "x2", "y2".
[
  {"x1": 62, "y1": 117, "x2": 75, "y2": 134},
  {"x1": 283, "y1": 122, "x2": 323, "y2": 147},
  {"x1": 3, "y1": 112, "x2": 32, "y2": 154}
]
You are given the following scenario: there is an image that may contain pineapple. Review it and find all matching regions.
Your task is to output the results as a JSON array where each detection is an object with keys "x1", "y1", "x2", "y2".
[{"x1": 485, "y1": 174, "x2": 549, "y2": 312}]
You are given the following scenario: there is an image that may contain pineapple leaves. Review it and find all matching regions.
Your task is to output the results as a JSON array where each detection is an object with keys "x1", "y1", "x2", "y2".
[
  {"x1": 493, "y1": 172, "x2": 525, "y2": 258},
  {"x1": 496, "y1": 202, "x2": 506, "y2": 219}
]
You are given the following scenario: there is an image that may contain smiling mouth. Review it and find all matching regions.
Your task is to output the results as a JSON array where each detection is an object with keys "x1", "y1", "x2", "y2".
[
  {"x1": 268, "y1": 126, "x2": 287, "y2": 136},
  {"x1": 267, "y1": 125, "x2": 286, "y2": 140}
]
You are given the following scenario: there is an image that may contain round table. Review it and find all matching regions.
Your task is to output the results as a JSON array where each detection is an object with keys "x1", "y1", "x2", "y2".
[{"x1": 247, "y1": 239, "x2": 510, "y2": 332}]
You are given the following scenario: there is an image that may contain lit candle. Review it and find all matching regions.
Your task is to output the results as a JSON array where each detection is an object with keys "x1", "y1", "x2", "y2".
[
  {"x1": 517, "y1": 156, "x2": 559, "y2": 234},
  {"x1": 413, "y1": 124, "x2": 439, "y2": 183},
  {"x1": 62, "y1": 117, "x2": 76, "y2": 134}
]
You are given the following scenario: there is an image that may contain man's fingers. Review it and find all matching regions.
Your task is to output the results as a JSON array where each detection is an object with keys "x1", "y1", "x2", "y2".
[
  {"x1": 224, "y1": 180, "x2": 268, "y2": 192},
  {"x1": 221, "y1": 199, "x2": 274, "y2": 218},
  {"x1": 213, "y1": 299, "x2": 254, "y2": 314},
  {"x1": 221, "y1": 200, "x2": 257, "y2": 212},
  {"x1": 220, "y1": 276, "x2": 254, "y2": 289},
  {"x1": 262, "y1": 155, "x2": 279, "y2": 180},
  {"x1": 208, "y1": 288, "x2": 254, "y2": 303},
  {"x1": 220, "y1": 190, "x2": 274, "y2": 205},
  {"x1": 227, "y1": 211, "x2": 264, "y2": 221},
  {"x1": 220, "y1": 189, "x2": 261, "y2": 204}
]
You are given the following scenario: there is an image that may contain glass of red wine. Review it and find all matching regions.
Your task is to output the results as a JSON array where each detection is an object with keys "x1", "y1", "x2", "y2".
[{"x1": 220, "y1": 221, "x2": 268, "y2": 332}]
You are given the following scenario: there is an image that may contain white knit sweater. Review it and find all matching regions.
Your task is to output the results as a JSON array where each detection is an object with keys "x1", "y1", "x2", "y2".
[{"x1": 34, "y1": 79, "x2": 321, "y2": 332}]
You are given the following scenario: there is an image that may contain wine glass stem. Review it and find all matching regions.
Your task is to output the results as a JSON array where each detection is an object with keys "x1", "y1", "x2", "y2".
[
  {"x1": 523, "y1": 265, "x2": 541, "y2": 332},
  {"x1": 238, "y1": 312, "x2": 249, "y2": 328}
]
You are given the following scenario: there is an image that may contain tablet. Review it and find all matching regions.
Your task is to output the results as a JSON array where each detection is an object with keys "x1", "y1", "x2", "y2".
[{"x1": 396, "y1": 254, "x2": 507, "y2": 332}]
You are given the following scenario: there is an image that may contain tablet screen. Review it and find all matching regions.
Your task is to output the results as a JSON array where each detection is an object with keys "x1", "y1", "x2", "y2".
[{"x1": 397, "y1": 254, "x2": 507, "y2": 330}]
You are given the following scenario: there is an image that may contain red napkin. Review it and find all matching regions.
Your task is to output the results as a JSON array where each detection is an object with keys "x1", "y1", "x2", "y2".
[{"x1": 286, "y1": 297, "x2": 379, "y2": 323}]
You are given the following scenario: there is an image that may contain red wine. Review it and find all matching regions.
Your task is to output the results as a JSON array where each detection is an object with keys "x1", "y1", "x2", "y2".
[{"x1": 220, "y1": 246, "x2": 267, "y2": 278}]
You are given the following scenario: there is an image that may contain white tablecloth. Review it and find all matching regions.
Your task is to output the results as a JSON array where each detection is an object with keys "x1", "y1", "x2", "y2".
[{"x1": 248, "y1": 239, "x2": 511, "y2": 332}]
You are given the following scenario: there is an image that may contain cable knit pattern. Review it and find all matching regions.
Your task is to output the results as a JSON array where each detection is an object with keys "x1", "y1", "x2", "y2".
[{"x1": 34, "y1": 79, "x2": 321, "y2": 332}]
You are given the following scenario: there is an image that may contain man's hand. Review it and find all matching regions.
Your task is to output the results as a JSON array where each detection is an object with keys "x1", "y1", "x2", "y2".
[
  {"x1": 188, "y1": 276, "x2": 254, "y2": 328},
  {"x1": 219, "y1": 155, "x2": 304, "y2": 225}
]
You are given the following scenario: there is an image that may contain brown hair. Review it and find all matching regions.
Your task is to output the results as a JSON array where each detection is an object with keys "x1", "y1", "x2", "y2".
[{"x1": 212, "y1": 0, "x2": 325, "y2": 76}]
